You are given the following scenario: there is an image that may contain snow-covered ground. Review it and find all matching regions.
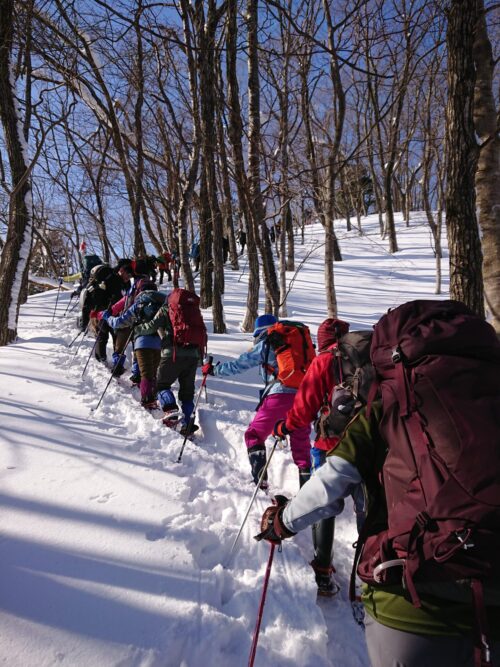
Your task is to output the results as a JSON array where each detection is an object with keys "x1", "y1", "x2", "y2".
[{"x1": 0, "y1": 213, "x2": 448, "y2": 667}]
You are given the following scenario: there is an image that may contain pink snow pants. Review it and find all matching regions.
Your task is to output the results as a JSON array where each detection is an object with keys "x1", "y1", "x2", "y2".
[{"x1": 244, "y1": 392, "x2": 311, "y2": 470}]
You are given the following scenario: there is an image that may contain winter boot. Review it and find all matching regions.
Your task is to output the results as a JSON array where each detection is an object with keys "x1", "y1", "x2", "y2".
[
  {"x1": 180, "y1": 400, "x2": 198, "y2": 433},
  {"x1": 111, "y1": 352, "x2": 126, "y2": 377},
  {"x1": 310, "y1": 560, "x2": 340, "y2": 597},
  {"x1": 180, "y1": 422, "x2": 199, "y2": 437},
  {"x1": 140, "y1": 378, "x2": 157, "y2": 407},
  {"x1": 299, "y1": 468, "x2": 311, "y2": 488},
  {"x1": 247, "y1": 444, "x2": 268, "y2": 489},
  {"x1": 129, "y1": 358, "x2": 141, "y2": 385}
]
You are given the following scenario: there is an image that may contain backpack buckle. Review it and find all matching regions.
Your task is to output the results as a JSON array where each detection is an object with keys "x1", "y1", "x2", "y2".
[
  {"x1": 455, "y1": 528, "x2": 474, "y2": 550},
  {"x1": 392, "y1": 347, "x2": 402, "y2": 363}
]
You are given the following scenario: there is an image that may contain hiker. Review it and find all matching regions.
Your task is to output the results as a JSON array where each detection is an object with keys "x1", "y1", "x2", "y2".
[
  {"x1": 134, "y1": 257, "x2": 157, "y2": 283},
  {"x1": 101, "y1": 283, "x2": 164, "y2": 408},
  {"x1": 256, "y1": 300, "x2": 500, "y2": 667},
  {"x1": 272, "y1": 317, "x2": 366, "y2": 596},
  {"x1": 141, "y1": 288, "x2": 207, "y2": 435},
  {"x1": 101, "y1": 259, "x2": 150, "y2": 377},
  {"x1": 202, "y1": 314, "x2": 313, "y2": 489},
  {"x1": 171, "y1": 252, "x2": 180, "y2": 288},
  {"x1": 81, "y1": 263, "x2": 123, "y2": 363},
  {"x1": 222, "y1": 237, "x2": 229, "y2": 264},
  {"x1": 157, "y1": 251, "x2": 172, "y2": 284},
  {"x1": 189, "y1": 242, "x2": 200, "y2": 272},
  {"x1": 77, "y1": 254, "x2": 103, "y2": 330},
  {"x1": 237, "y1": 229, "x2": 246, "y2": 255}
]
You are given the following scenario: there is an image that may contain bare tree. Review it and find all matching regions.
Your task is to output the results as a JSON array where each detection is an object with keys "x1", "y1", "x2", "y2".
[
  {"x1": 226, "y1": 0, "x2": 259, "y2": 331},
  {"x1": 473, "y1": 0, "x2": 500, "y2": 331},
  {"x1": 0, "y1": 1, "x2": 35, "y2": 345},
  {"x1": 445, "y1": 0, "x2": 484, "y2": 316}
]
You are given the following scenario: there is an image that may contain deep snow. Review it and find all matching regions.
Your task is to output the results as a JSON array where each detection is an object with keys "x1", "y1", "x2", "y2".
[{"x1": 0, "y1": 214, "x2": 448, "y2": 667}]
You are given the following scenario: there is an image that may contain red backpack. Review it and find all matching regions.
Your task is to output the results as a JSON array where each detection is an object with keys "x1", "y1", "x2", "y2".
[
  {"x1": 167, "y1": 288, "x2": 207, "y2": 355},
  {"x1": 265, "y1": 320, "x2": 315, "y2": 389},
  {"x1": 355, "y1": 300, "x2": 500, "y2": 665}
]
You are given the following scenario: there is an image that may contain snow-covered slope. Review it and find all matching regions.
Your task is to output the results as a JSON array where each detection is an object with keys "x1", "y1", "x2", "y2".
[{"x1": 0, "y1": 214, "x2": 448, "y2": 667}]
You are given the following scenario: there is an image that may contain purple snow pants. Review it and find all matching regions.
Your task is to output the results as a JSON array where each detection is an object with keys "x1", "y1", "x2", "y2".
[{"x1": 244, "y1": 392, "x2": 311, "y2": 469}]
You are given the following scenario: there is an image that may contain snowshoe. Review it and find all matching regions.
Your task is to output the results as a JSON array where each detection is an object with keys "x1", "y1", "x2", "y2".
[
  {"x1": 180, "y1": 422, "x2": 199, "y2": 437},
  {"x1": 141, "y1": 399, "x2": 159, "y2": 411},
  {"x1": 311, "y1": 562, "x2": 340, "y2": 598},
  {"x1": 129, "y1": 374, "x2": 141, "y2": 386},
  {"x1": 162, "y1": 410, "x2": 182, "y2": 429}
]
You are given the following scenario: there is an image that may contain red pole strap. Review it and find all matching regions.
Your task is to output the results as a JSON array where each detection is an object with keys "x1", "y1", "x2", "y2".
[{"x1": 248, "y1": 543, "x2": 276, "y2": 667}]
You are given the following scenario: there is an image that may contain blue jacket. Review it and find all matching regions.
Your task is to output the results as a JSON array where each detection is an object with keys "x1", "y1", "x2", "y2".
[
  {"x1": 213, "y1": 332, "x2": 296, "y2": 396},
  {"x1": 106, "y1": 302, "x2": 161, "y2": 351}
]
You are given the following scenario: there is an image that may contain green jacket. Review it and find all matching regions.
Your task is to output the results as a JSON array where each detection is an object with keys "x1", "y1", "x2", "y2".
[{"x1": 284, "y1": 402, "x2": 500, "y2": 638}]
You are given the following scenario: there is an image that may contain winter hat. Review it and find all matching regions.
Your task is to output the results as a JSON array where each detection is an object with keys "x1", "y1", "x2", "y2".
[
  {"x1": 317, "y1": 318, "x2": 350, "y2": 352},
  {"x1": 116, "y1": 258, "x2": 134, "y2": 273},
  {"x1": 253, "y1": 313, "x2": 278, "y2": 337}
]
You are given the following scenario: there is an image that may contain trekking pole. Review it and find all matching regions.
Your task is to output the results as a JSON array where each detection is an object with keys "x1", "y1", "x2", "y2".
[
  {"x1": 81, "y1": 331, "x2": 101, "y2": 377},
  {"x1": 91, "y1": 327, "x2": 135, "y2": 413},
  {"x1": 68, "y1": 325, "x2": 86, "y2": 349},
  {"x1": 248, "y1": 542, "x2": 276, "y2": 667},
  {"x1": 176, "y1": 356, "x2": 212, "y2": 464},
  {"x1": 63, "y1": 293, "x2": 75, "y2": 316},
  {"x1": 52, "y1": 279, "x2": 63, "y2": 322},
  {"x1": 64, "y1": 293, "x2": 80, "y2": 316},
  {"x1": 69, "y1": 324, "x2": 91, "y2": 367},
  {"x1": 224, "y1": 438, "x2": 280, "y2": 568}
]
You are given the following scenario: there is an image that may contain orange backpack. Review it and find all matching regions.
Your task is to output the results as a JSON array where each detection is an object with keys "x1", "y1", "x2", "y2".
[{"x1": 264, "y1": 321, "x2": 316, "y2": 388}]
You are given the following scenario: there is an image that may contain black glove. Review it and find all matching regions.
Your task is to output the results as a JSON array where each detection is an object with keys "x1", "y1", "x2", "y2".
[
  {"x1": 254, "y1": 495, "x2": 296, "y2": 544},
  {"x1": 272, "y1": 419, "x2": 290, "y2": 440}
]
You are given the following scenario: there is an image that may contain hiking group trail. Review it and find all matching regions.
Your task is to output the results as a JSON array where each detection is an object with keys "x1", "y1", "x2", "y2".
[{"x1": 0, "y1": 214, "x2": 448, "y2": 667}]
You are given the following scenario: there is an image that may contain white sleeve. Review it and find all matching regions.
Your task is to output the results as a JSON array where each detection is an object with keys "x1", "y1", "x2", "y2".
[{"x1": 282, "y1": 456, "x2": 362, "y2": 533}]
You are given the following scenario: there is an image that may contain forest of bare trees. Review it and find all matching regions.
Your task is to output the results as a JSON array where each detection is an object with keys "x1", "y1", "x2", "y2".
[{"x1": 0, "y1": 0, "x2": 498, "y2": 345}]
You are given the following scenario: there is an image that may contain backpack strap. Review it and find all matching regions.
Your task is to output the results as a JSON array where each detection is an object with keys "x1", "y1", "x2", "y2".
[
  {"x1": 471, "y1": 579, "x2": 493, "y2": 667},
  {"x1": 261, "y1": 336, "x2": 277, "y2": 387},
  {"x1": 349, "y1": 483, "x2": 384, "y2": 601}
]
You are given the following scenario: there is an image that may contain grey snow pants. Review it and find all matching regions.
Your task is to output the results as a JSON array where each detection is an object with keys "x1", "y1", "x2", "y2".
[{"x1": 365, "y1": 614, "x2": 500, "y2": 667}]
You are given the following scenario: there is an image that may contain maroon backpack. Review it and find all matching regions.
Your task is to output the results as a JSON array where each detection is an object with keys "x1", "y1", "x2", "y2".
[
  {"x1": 356, "y1": 300, "x2": 500, "y2": 665},
  {"x1": 167, "y1": 288, "x2": 207, "y2": 355}
]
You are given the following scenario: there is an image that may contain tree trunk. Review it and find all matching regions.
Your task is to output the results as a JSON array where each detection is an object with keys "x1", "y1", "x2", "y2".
[
  {"x1": 473, "y1": 0, "x2": 500, "y2": 331},
  {"x1": 198, "y1": 0, "x2": 226, "y2": 333},
  {"x1": 247, "y1": 0, "x2": 279, "y2": 315},
  {"x1": 226, "y1": 0, "x2": 258, "y2": 332},
  {"x1": 445, "y1": 0, "x2": 484, "y2": 316},
  {"x1": 0, "y1": 0, "x2": 33, "y2": 346}
]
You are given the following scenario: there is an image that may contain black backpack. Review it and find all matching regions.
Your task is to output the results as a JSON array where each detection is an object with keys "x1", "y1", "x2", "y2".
[
  {"x1": 84, "y1": 265, "x2": 122, "y2": 311},
  {"x1": 81, "y1": 254, "x2": 102, "y2": 287},
  {"x1": 316, "y1": 331, "x2": 375, "y2": 439}
]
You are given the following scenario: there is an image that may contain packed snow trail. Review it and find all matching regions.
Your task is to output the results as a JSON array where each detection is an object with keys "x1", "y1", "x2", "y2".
[{"x1": 0, "y1": 215, "x2": 448, "y2": 666}]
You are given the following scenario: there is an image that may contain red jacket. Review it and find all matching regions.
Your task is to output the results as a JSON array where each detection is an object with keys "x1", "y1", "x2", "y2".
[{"x1": 285, "y1": 343, "x2": 340, "y2": 451}]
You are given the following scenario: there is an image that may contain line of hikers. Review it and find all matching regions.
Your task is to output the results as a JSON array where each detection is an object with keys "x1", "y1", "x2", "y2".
[
  {"x1": 76, "y1": 255, "x2": 204, "y2": 436},
  {"x1": 74, "y1": 256, "x2": 500, "y2": 666}
]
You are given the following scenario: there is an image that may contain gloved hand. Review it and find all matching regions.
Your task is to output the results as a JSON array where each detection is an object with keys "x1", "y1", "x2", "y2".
[
  {"x1": 101, "y1": 308, "x2": 112, "y2": 322},
  {"x1": 202, "y1": 359, "x2": 215, "y2": 376},
  {"x1": 254, "y1": 495, "x2": 296, "y2": 544},
  {"x1": 272, "y1": 419, "x2": 290, "y2": 440}
]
